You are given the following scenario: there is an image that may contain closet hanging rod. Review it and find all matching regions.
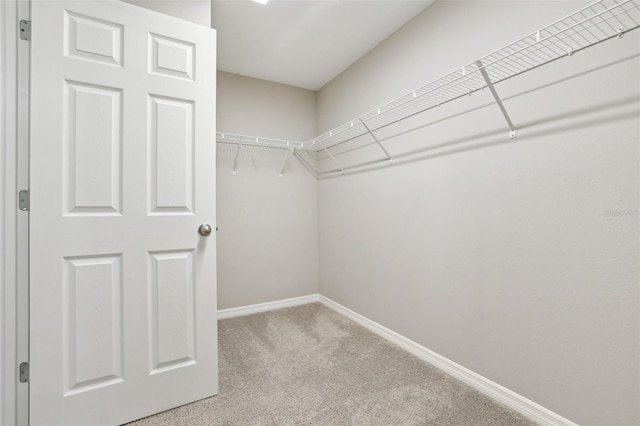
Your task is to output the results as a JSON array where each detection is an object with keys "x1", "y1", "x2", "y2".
[
  {"x1": 216, "y1": 132, "x2": 304, "y2": 150},
  {"x1": 304, "y1": 0, "x2": 640, "y2": 151}
]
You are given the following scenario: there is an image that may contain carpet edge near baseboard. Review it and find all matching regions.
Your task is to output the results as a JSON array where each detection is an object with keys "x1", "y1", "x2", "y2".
[
  {"x1": 217, "y1": 294, "x2": 578, "y2": 426},
  {"x1": 217, "y1": 294, "x2": 321, "y2": 319}
]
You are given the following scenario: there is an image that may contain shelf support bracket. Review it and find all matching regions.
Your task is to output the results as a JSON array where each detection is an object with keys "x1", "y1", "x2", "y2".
[
  {"x1": 232, "y1": 144, "x2": 241, "y2": 175},
  {"x1": 279, "y1": 147, "x2": 294, "y2": 177},
  {"x1": 316, "y1": 139, "x2": 344, "y2": 175},
  {"x1": 359, "y1": 118, "x2": 393, "y2": 164},
  {"x1": 476, "y1": 60, "x2": 517, "y2": 139},
  {"x1": 294, "y1": 151, "x2": 319, "y2": 179}
]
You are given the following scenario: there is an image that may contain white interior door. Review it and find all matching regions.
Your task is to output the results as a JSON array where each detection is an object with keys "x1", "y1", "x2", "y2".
[{"x1": 29, "y1": 1, "x2": 217, "y2": 424}]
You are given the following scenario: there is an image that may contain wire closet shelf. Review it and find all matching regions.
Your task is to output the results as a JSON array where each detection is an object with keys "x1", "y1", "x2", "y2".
[
  {"x1": 217, "y1": 0, "x2": 640, "y2": 177},
  {"x1": 216, "y1": 132, "x2": 305, "y2": 177},
  {"x1": 216, "y1": 132, "x2": 304, "y2": 150}
]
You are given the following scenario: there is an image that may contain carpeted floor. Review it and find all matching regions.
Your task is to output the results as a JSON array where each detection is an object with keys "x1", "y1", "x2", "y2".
[{"x1": 130, "y1": 303, "x2": 534, "y2": 425}]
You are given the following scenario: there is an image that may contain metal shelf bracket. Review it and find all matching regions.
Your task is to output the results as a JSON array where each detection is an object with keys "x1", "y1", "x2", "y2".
[
  {"x1": 279, "y1": 147, "x2": 294, "y2": 177},
  {"x1": 359, "y1": 118, "x2": 393, "y2": 164},
  {"x1": 232, "y1": 144, "x2": 241, "y2": 175},
  {"x1": 316, "y1": 139, "x2": 344, "y2": 175},
  {"x1": 294, "y1": 151, "x2": 319, "y2": 179},
  {"x1": 476, "y1": 60, "x2": 517, "y2": 139}
]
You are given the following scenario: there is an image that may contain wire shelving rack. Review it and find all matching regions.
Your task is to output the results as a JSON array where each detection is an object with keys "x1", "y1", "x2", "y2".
[{"x1": 217, "y1": 0, "x2": 640, "y2": 177}]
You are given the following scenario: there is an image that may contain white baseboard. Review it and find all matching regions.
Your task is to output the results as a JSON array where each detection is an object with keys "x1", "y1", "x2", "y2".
[
  {"x1": 217, "y1": 294, "x2": 320, "y2": 320},
  {"x1": 318, "y1": 295, "x2": 577, "y2": 426}
]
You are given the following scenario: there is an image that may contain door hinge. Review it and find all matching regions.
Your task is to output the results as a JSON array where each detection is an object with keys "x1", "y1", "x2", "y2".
[
  {"x1": 19, "y1": 20, "x2": 31, "y2": 41},
  {"x1": 18, "y1": 190, "x2": 29, "y2": 211},
  {"x1": 19, "y1": 362, "x2": 29, "y2": 383}
]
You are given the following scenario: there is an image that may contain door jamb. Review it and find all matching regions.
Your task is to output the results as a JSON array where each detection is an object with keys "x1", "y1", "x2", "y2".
[
  {"x1": 2, "y1": 0, "x2": 30, "y2": 424},
  {"x1": 0, "y1": 1, "x2": 18, "y2": 422},
  {"x1": 16, "y1": 0, "x2": 30, "y2": 422}
]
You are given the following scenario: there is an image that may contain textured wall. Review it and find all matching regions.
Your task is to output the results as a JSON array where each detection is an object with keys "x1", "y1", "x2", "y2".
[
  {"x1": 216, "y1": 71, "x2": 319, "y2": 309},
  {"x1": 316, "y1": 1, "x2": 639, "y2": 424}
]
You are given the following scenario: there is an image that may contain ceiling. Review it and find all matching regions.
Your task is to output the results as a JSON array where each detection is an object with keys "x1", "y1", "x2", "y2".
[{"x1": 211, "y1": 0, "x2": 433, "y2": 90}]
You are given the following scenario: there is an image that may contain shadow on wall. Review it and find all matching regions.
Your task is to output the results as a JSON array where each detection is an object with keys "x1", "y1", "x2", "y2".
[{"x1": 316, "y1": 54, "x2": 640, "y2": 179}]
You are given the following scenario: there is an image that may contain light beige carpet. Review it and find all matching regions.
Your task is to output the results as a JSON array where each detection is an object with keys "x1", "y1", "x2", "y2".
[{"x1": 130, "y1": 303, "x2": 534, "y2": 425}]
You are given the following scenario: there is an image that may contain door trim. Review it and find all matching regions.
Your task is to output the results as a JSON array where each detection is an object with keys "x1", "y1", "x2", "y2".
[
  {"x1": 1, "y1": 0, "x2": 30, "y2": 424},
  {"x1": 0, "y1": 1, "x2": 17, "y2": 422},
  {"x1": 16, "y1": 1, "x2": 30, "y2": 424}
]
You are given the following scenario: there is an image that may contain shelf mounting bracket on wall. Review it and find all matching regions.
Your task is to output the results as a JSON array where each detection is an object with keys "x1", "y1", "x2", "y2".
[
  {"x1": 359, "y1": 118, "x2": 393, "y2": 164},
  {"x1": 279, "y1": 147, "x2": 294, "y2": 177},
  {"x1": 476, "y1": 60, "x2": 517, "y2": 139}
]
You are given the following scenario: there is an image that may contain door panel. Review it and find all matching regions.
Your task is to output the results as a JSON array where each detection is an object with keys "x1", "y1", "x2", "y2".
[
  {"x1": 63, "y1": 254, "x2": 124, "y2": 395},
  {"x1": 64, "y1": 81, "x2": 123, "y2": 215},
  {"x1": 148, "y1": 95, "x2": 195, "y2": 214},
  {"x1": 148, "y1": 249, "x2": 197, "y2": 374},
  {"x1": 30, "y1": 1, "x2": 217, "y2": 424}
]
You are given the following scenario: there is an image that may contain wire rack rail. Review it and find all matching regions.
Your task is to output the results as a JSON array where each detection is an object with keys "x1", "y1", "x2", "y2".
[{"x1": 218, "y1": 0, "x2": 640, "y2": 177}]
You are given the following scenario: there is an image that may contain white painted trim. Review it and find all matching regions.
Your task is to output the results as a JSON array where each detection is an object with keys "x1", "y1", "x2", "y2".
[
  {"x1": 217, "y1": 294, "x2": 320, "y2": 319},
  {"x1": 1, "y1": 2, "x2": 19, "y2": 425},
  {"x1": 16, "y1": 1, "x2": 30, "y2": 424},
  {"x1": 318, "y1": 295, "x2": 578, "y2": 426},
  {"x1": 2, "y1": 1, "x2": 30, "y2": 424},
  {"x1": 1, "y1": 1, "x2": 7, "y2": 421}
]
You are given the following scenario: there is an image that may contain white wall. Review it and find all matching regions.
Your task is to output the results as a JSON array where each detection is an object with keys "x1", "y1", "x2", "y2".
[
  {"x1": 122, "y1": 0, "x2": 210, "y2": 27},
  {"x1": 317, "y1": 1, "x2": 639, "y2": 425},
  {"x1": 216, "y1": 71, "x2": 319, "y2": 309}
]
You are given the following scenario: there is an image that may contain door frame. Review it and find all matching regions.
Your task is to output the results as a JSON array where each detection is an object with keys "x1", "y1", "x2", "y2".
[{"x1": 1, "y1": 0, "x2": 30, "y2": 424}]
